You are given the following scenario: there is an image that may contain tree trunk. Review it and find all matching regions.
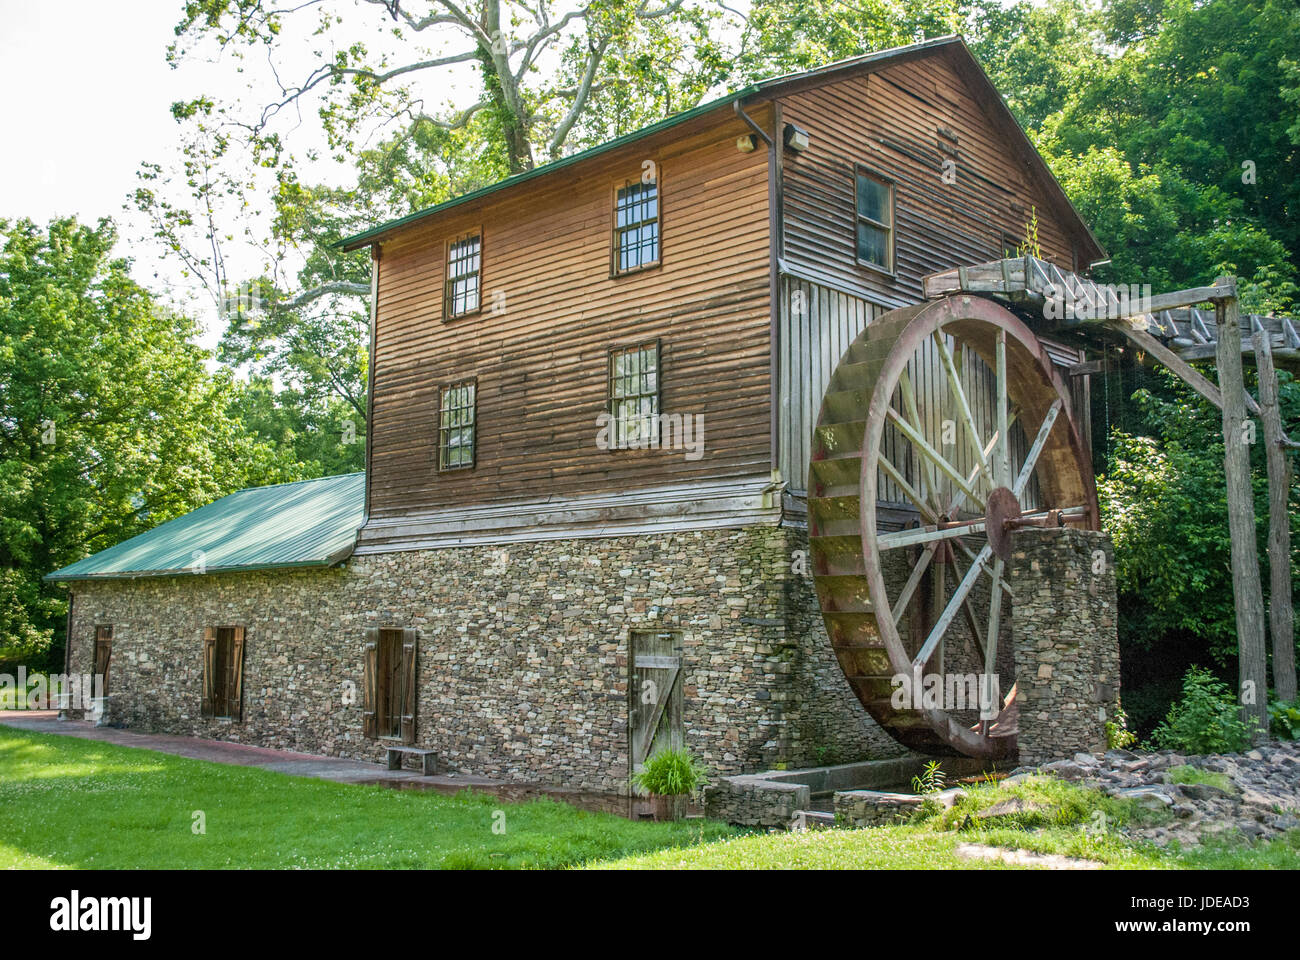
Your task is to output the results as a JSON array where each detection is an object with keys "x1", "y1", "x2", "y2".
[
  {"x1": 1252, "y1": 318, "x2": 1297, "y2": 702},
  {"x1": 1217, "y1": 284, "x2": 1270, "y2": 741}
]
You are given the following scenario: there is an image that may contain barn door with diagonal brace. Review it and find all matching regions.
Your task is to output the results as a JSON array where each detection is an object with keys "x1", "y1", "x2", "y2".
[{"x1": 629, "y1": 630, "x2": 683, "y2": 771}]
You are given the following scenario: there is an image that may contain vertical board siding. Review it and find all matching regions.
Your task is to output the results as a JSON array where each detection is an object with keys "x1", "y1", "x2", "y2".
[{"x1": 779, "y1": 276, "x2": 880, "y2": 489}]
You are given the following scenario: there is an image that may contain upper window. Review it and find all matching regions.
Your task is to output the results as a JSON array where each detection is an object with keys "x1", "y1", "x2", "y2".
[
  {"x1": 608, "y1": 341, "x2": 660, "y2": 448},
  {"x1": 444, "y1": 232, "x2": 482, "y2": 318},
  {"x1": 854, "y1": 166, "x2": 894, "y2": 272},
  {"x1": 438, "y1": 379, "x2": 477, "y2": 470},
  {"x1": 613, "y1": 177, "x2": 660, "y2": 274}
]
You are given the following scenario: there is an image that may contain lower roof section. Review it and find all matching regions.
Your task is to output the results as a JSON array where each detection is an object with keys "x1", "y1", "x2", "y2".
[
  {"x1": 46, "y1": 472, "x2": 365, "y2": 582},
  {"x1": 353, "y1": 473, "x2": 784, "y2": 553}
]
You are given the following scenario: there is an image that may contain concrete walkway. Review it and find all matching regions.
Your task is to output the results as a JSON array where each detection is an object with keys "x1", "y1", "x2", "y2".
[{"x1": 0, "y1": 711, "x2": 633, "y2": 815}]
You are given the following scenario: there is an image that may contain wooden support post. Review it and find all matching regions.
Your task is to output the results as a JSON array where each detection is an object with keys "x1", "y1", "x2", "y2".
[
  {"x1": 1216, "y1": 282, "x2": 1269, "y2": 741},
  {"x1": 1253, "y1": 318, "x2": 1297, "y2": 702}
]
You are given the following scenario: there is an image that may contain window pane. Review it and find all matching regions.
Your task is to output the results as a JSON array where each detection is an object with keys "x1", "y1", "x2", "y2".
[
  {"x1": 857, "y1": 222, "x2": 889, "y2": 268},
  {"x1": 856, "y1": 174, "x2": 889, "y2": 225}
]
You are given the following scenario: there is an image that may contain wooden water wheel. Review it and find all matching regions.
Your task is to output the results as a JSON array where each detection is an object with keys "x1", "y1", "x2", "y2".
[{"x1": 808, "y1": 295, "x2": 1098, "y2": 759}]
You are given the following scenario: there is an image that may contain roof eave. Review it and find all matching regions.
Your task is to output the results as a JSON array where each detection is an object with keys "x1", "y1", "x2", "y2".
[
  {"x1": 44, "y1": 553, "x2": 353, "y2": 584},
  {"x1": 338, "y1": 86, "x2": 761, "y2": 251}
]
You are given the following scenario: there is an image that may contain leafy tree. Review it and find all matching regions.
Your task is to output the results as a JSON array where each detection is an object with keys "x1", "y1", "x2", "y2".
[{"x1": 0, "y1": 218, "x2": 299, "y2": 663}]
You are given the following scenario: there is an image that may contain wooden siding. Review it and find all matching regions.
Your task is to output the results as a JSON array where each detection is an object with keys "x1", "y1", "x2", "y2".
[
  {"x1": 778, "y1": 277, "x2": 882, "y2": 489},
  {"x1": 368, "y1": 107, "x2": 773, "y2": 519},
  {"x1": 776, "y1": 51, "x2": 1083, "y2": 309}
]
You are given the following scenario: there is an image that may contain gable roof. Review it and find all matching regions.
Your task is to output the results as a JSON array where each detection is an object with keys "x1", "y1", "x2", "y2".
[
  {"x1": 45, "y1": 472, "x2": 365, "y2": 582},
  {"x1": 340, "y1": 35, "x2": 1104, "y2": 262}
]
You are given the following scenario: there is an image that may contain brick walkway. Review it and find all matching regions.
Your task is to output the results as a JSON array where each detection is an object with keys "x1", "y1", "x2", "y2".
[{"x1": 0, "y1": 711, "x2": 634, "y2": 815}]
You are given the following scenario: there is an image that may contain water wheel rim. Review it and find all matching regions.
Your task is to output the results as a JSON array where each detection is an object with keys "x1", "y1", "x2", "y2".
[{"x1": 857, "y1": 296, "x2": 1098, "y2": 757}]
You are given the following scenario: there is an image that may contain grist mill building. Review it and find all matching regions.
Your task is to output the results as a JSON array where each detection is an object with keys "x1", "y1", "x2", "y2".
[{"x1": 51, "y1": 36, "x2": 1110, "y2": 792}]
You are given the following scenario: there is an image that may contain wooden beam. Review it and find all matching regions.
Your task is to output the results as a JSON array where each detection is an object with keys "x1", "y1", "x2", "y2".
[
  {"x1": 1109, "y1": 320, "x2": 1263, "y2": 417},
  {"x1": 1252, "y1": 319, "x2": 1297, "y2": 701},
  {"x1": 1217, "y1": 285, "x2": 1269, "y2": 742}
]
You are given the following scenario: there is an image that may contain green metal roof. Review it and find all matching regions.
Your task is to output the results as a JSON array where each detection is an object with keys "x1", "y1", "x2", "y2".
[
  {"x1": 46, "y1": 472, "x2": 365, "y2": 582},
  {"x1": 339, "y1": 36, "x2": 985, "y2": 252}
]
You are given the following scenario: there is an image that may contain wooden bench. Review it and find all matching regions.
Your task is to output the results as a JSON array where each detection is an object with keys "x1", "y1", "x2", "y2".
[{"x1": 385, "y1": 745, "x2": 437, "y2": 776}]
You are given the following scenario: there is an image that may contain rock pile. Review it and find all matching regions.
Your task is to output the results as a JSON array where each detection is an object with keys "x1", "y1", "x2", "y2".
[{"x1": 1014, "y1": 742, "x2": 1300, "y2": 847}]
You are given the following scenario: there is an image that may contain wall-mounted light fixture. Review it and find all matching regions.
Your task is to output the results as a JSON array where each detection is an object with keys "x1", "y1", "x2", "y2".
[
  {"x1": 782, "y1": 123, "x2": 810, "y2": 153},
  {"x1": 736, "y1": 133, "x2": 758, "y2": 153}
]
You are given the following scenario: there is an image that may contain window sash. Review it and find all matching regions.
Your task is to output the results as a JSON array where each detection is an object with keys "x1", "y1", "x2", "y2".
[
  {"x1": 614, "y1": 180, "x2": 660, "y2": 273},
  {"x1": 445, "y1": 234, "x2": 482, "y2": 317},
  {"x1": 854, "y1": 167, "x2": 894, "y2": 270},
  {"x1": 608, "y1": 342, "x2": 660, "y2": 448},
  {"x1": 438, "y1": 380, "x2": 477, "y2": 470}
]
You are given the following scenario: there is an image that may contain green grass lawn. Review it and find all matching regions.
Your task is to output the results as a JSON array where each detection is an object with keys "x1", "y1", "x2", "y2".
[
  {"x1": 7, "y1": 727, "x2": 1297, "y2": 870},
  {"x1": 0, "y1": 727, "x2": 734, "y2": 869}
]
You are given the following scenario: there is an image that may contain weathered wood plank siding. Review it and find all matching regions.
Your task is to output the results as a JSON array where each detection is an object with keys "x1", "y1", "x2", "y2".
[
  {"x1": 778, "y1": 277, "x2": 881, "y2": 490},
  {"x1": 776, "y1": 52, "x2": 1082, "y2": 309},
  {"x1": 367, "y1": 108, "x2": 773, "y2": 520}
]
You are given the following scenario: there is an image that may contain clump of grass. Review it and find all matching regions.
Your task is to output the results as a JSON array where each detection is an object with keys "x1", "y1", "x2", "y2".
[
  {"x1": 937, "y1": 775, "x2": 1137, "y2": 832},
  {"x1": 1168, "y1": 765, "x2": 1236, "y2": 793}
]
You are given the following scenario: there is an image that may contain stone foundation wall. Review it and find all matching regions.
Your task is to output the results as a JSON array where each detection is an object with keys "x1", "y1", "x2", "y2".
[
  {"x1": 1010, "y1": 528, "x2": 1120, "y2": 765},
  {"x1": 702, "y1": 775, "x2": 810, "y2": 828},
  {"x1": 65, "y1": 526, "x2": 900, "y2": 792}
]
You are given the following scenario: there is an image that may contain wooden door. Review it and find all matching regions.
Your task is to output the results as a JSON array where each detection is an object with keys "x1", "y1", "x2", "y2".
[
  {"x1": 629, "y1": 630, "x2": 683, "y2": 772},
  {"x1": 93, "y1": 626, "x2": 112, "y2": 696}
]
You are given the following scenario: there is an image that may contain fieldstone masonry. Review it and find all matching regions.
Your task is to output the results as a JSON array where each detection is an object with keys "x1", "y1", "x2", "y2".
[
  {"x1": 1010, "y1": 528, "x2": 1121, "y2": 765},
  {"x1": 64, "y1": 526, "x2": 902, "y2": 793}
]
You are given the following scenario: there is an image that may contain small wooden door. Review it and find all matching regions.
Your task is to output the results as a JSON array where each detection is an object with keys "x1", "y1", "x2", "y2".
[
  {"x1": 629, "y1": 630, "x2": 684, "y2": 772},
  {"x1": 93, "y1": 626, "x2": 112, "y2": 696}
]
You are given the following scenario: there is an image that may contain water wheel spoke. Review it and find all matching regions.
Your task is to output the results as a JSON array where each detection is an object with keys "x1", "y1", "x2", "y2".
[
  {"x1": 879, "y1": 455, "x2": 938, "y2": 524},
  {"x1": 1014, "y1": 398, "x2": 1063, "y2": 498},
  {"x1": 954, "y1": 538, "x2": 1015, "y2": 601},
  {"x1": 933, "y1": 330, "x2": 994, "y2": 490},
  {"x1": 886, "y1": 407, "x2": 986, "y2": 511},
  {"x1": 891, "y1": 541, "x2": 939, "y2": 625},
  {"x1": 948, "y1": 405, "x2": 1021, "y2": 517},
  {"x1": 878, "y1": 518, "x2": 986, "y2": 551},
  {"x1": 984, "y1": 555, "x2": 1005, "y2": 681},
  {"x1": 912, "y1": 543, "x2": 993, "y2": 668},
  {"x1": 996, "y1": 330, "x2": 1010, "y2": 487},
  {"x1": 897, "y1": 368, "x2": 940, "y2": 510}
]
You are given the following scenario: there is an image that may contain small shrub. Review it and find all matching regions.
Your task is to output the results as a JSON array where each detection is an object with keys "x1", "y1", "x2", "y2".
[
  {"x1": 1269, "y1": 698, "x2": 1300, "y2": 741},
  {"x1": 1149, "y1": 667, "x2": 1251, "y2": 755},
  {"x1": 1105, "y1": 705, "x2": 1138, "y2": 750},
  {"x1": 630, "y1": 748, "x2": 708, "y2": 797},
  {"x1": 911, "y1": 760, "x2": 946, "y2": 795}
]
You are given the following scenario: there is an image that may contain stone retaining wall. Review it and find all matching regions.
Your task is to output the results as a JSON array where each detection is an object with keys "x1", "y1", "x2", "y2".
[
  {"x1": 65, "y1": 526, "x2": 900, "y2": 792},
  {"x1": 1010, "y1": 528, "x2": 1121, "y2": 765}
]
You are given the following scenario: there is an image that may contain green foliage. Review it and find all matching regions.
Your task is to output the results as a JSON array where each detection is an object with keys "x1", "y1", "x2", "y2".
[
  {"x1": 0, "y1": 218, "x2": 299, "y2": 655},
  {"x1": 911, "y1": 760, "x2": 947, "y2": 795},
  {"x1": 1105, "y1": 706, "x2": 1138, "y2": 750},
  {"x1": 1269, "y1": 698, "x2": 1300, "y2": 741},
  {"x1": 630, "y1": 748, "x2": 709, "y2": 797},
  {"x1": 1149, "y1": 667, "x2": 1253, "y2": 754}
]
